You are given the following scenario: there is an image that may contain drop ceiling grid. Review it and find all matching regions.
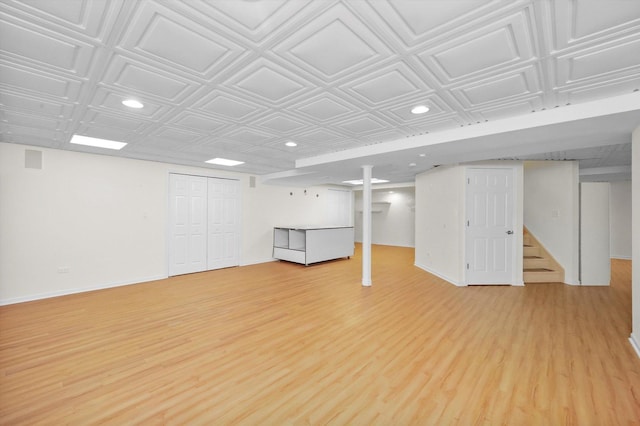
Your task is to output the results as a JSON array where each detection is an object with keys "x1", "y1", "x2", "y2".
[
  {"x1": 0, "y1": 0, "x2": 116, "y2": 43},
  {"x1": 514, "y1": 143, "x2": 632, "y2": 168},
  {"x1": 0, "y1": 0, "x2": 639, "y2": 180},
  {"x1": 87, "y1": 86, "x2": 169, "y2": 120},
  {"x1": 167, "y1": 111, "x2": 229, "y2": 134},
  {"x1": 0, "y1": 59, "x2": 84, "y2": 103},
  {"x1": 546, "y1": 0, "x2": 640, "y2": 105},
  {"x1": 0, "y1": 13, "x2": 96, "y2": 77},
  {"x1": 413, "y1": 9, "x2": 538, "y2": 86},
  {"x1": 80, "y1": 108, "x2": 150, "y2": 133},
  {"x1": 179, "y1": 0, "x2": 316, "y2": 44},
  {"x1": 551, "y1": 0, "x2": 640, "y2": 51},
  {"x1": 336, "y1": 61, "x2": 433, "y2": 107},
  {"x1": 114, "y1": 2, "x2": 248, "y2": 81},
  {"x1": 590, "y1": 143, "x2": 633, "y2": 168},
  {"x1": 0, "y1": 88, "x2": 74, "y2": 120},
  {"x1": 1, "y1": 1, "x2": 153, "y2": 149}
]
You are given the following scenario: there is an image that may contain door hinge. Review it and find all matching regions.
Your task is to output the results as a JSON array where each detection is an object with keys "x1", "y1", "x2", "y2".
[
  {"x1": 466, "y1": 220, "x2": 470, "y2": 226},
  {"x1": 467, "y1": 178, "x2": 470, "y2": 184},
  {"x1": 466, "y1": 263, "x2": 470, "y2": 270}
]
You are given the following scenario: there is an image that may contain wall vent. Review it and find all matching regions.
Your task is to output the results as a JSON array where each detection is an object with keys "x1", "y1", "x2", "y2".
[{"x1": 25, "y1": 149, "x2": 42, "y2": 169}]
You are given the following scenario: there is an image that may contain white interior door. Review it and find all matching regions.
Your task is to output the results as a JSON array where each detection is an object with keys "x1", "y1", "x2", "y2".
[
  {"x1": 169, "y1": 174, "x2": 207, "y2": 276},
  {"x1": 208, "y1": 178, "x2": 240, "y2": 270},
  {"x1": 465, "y1": 168, "x2": 515, "y2": 285}
]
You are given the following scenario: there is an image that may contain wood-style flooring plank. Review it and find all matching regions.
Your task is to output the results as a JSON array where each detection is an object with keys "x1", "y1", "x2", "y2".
[{"x1": 1, "y1": 247, "x2": 638, "y2": 424}]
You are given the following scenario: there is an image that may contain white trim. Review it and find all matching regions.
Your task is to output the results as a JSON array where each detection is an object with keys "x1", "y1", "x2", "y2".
[
  {"x1": 166, "y1": 172, "x2": 172, "y2": 278},
  {"x1": 629, "y1": 333, "x2": 640, "y2": 359},
  {"x1": 354, "y1": 240, "x2": 415, "y2": 249},
  {"x1": 0, "y1": 274, "x2": 166, "y2": 306},
  {"x1": 415, "y1": 262, "x2": 465, "y2": 287},
  {"x1": 611, "y1": 256, "x2": 632, "y2": 260}
]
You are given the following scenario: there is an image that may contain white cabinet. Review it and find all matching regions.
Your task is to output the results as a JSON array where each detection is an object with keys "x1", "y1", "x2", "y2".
[{"x1": 273, "y1": 226, "x2": 354, "y2": 265}]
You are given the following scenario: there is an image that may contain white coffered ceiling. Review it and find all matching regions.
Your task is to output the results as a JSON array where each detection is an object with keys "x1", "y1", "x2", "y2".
[{"x1": 1, "y1": 0, "x2": 639, "y2": 185}]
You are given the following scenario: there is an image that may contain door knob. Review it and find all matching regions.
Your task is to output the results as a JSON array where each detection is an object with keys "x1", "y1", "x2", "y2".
[{"x1": 506, "y1": 230, "x2": 514, "y2": 235}]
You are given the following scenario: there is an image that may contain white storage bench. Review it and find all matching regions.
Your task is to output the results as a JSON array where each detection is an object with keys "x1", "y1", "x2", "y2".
[{"x1": 273, "y1": 226, "x2": 354, "y2": 265}]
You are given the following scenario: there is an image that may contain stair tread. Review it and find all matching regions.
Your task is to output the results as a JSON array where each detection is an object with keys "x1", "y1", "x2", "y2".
[{"x1": 523, "y1": 227, "x2": 564, "y2": 283}]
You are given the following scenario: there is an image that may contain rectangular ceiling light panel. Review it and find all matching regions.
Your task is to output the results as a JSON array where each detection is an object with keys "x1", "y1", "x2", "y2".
[
  {"x1": 342, "y1": 178, "x2": 390, "y2": 185},
  {"x1": 70, "y1": 135, "x2": 127, "y2": 150},
  {"x1": 206, "y1": 157, "x2": 245, "y2": 166}
]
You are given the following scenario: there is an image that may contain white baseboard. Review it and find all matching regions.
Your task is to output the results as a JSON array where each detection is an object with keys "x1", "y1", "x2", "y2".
[
  {"x1": 414, "y1": 263, "x2": 528, "y2": 287},
  {"x1": 630, "y1": 333, "x2": 640, "y2": 359},
  {"x1": 414, "y1": 262, "x2": 465, "y2": 286},
  {"x1": 611, "y1": 256, "x2": 632, "y2": 260},
  {"x1": 240, "y1": 258, "x2": 277, "y2": 267},
  {"x1": 0, "y1": 274, "x2": 167, "y2": 306},
  {"x1": 355, "y1": 240, "x2": 415, "y2": 248}
]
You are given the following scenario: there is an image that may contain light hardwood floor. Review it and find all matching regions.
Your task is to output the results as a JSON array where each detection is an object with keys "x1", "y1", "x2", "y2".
[{"x1": 1, "y1": 245, "x2": 638, "y2": 424}]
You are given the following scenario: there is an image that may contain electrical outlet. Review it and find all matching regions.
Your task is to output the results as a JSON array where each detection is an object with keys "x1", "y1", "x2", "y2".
[{"x1": 57, "y1": 267, "x2": 69, "y2": 274}]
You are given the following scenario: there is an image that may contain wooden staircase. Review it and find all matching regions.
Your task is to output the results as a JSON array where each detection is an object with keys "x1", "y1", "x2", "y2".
[{"x1": 523, "y1": 227, "x2": 564, "y2": 283}]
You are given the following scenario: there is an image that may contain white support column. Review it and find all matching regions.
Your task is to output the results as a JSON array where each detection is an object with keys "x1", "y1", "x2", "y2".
[{"x1": 362, "y1": 165, "x2": 373, "y2": 286}]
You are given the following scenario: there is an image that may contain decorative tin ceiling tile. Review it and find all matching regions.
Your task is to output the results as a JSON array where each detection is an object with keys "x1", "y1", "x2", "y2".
[
  {"x1": 0, "y1": 0, "x2": 637, "y2": 184},
  {"x1": 232, "y1": 61, "x2": 309, "y2": 103},
  {"x1": 294, "y1": 96, "x2": 355, "y2": 121},
  {"x1": 198, "y1": 94, "x2": 261, "y2": 120}
]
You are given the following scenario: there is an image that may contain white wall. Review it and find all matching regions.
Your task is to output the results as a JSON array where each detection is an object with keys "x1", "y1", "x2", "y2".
[
  {"x1": 241, "y1": 182, "x2": 347, "y2": 265},
  {"x1": 0, "y1": 143, "x2": 343, "y2": 304},
  {"x1": 580, "y1": 182, "x2": 611, "y2": 286},
  {"x1": 631, "y1": 127, "x2": 640, "y2": 356},
  {"x1": 327, "y1": 188, "x2": 354, "y2": 227},
  {"x1": 523, "y1": 161, "x2": 580, "y2": 285},
  {"x1": 354, "y1": 187, "x2": 415, "y2": 247},
  {"x1": 415, "y1": 162, "x2": 524, "y2": 286},
  {"x1": 610, "y1": 180, "x2": 632, "y2": 259},
  {"x1": 414, "y1": 166, "x2": 465, "y2": 285}
]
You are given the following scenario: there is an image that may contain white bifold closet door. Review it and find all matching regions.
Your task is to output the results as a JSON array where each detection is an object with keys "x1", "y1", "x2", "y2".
[
  {"x1": 207, "y1": 178, "x2": 240, "y2": 270},
  {"x1": 169, "y1": 174, "x2": 240, "y2": 276},
  {"x1": 169, "y1": 174, "x2": 208, "y2": 276}
]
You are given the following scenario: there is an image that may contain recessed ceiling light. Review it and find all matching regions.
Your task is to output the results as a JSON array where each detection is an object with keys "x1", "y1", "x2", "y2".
[
  {"x1": 70, "y1": 134, "x2": 127, "y2": 150},
  {"x1": 122, "y1": 99, "x2": 144, "y2": 109},
  {"x1": 285, "y1": 141, "x2": 297, "y2": 147},
  {"x1": 411, "y1": 105, "x2": 429, "y2": 114},
  {"x1": 409, "y1": 162, "x2": 417, "y2": 167},
  {"x1": 342, "y1": 178, "x2": 390, "y2": 185},
  {"x1": 206, "y1": 157, "x2": 244, "y2": 166},
  {"x1": 419, "y1": 153, "x2": 426, "y2": 157}
]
